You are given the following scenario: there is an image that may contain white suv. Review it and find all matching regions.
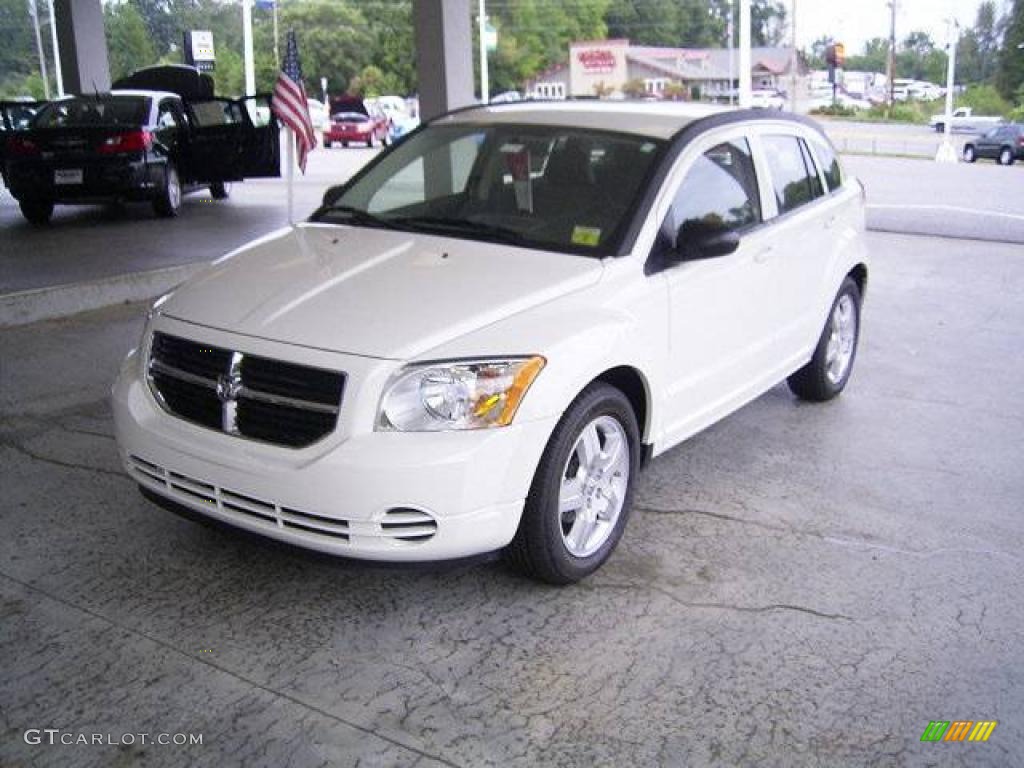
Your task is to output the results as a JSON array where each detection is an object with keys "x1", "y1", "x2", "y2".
[{"x1": 113, "y1": 102, "x2": 868, "y2": 584}]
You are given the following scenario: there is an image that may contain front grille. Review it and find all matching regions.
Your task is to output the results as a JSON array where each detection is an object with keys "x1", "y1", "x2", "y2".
[
  {"x1": 129, "y1": 455, "x2": 351, "y2": 542},
  {"x1": 147, "y1": 332, "x2": 345, "y2": 448},
  {"x1": 380, "y1": 508, "x2": 438, "y2": 543}
]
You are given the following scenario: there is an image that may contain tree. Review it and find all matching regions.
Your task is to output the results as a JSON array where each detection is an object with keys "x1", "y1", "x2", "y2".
[
  {"x1": 996, "y1": 0, "x2": 1024, "y2": 100},
  {"x1": 104, "y1": 1, "x2": 157, "y2": 82},
  {"x1": 621, "y1": 77, "x2": 646, "y2": 98},
  {"x1": 974, "y1": 1, "x2": 998, "y2": 81}
]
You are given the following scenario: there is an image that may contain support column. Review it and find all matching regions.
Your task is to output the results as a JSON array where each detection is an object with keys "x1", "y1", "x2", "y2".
[
  {"x1": 413, "y1": 0, "x2": 473, "y2": 121},
  {"x1": 54, "y1": 0, "x2": 110, "y2": 94}
]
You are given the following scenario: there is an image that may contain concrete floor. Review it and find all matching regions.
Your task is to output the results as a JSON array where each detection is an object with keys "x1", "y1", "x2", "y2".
[{"x1": 2, "y1": 224, "x2": 1022, "y2": 766}]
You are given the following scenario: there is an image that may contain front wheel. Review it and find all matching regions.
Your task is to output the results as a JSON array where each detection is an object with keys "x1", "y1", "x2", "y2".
[
  {"x1": 787, "y1": 276, "x2": 862, "y2": 402},
  {"x1": 505, "y1": 383, "x2": 639, "y2": 584},
  {"x1": 999, "y1": 147, "x2": 1014, "y2": 166},
  {"x1": 19, "y1": 198, "x2": 54, "y2": 225},
  {"x1": 963, "y1": 145, "x2": 976, "y2": 163},
  {"x1": 934, "y1": 123, "x2": 944, "y2": 133},
  {"x1": 153, "y1": 164, "x2": 181, "y2": 218}
]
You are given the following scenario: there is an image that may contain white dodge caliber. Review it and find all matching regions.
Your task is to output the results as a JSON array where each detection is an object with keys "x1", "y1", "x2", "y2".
[{"x1": 113, "y1": 102, "x2": 869, "y2": 584}]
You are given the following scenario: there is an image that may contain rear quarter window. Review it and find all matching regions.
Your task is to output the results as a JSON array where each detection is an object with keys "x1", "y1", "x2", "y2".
[{"x1": 809, "y1": 138, "x2": 843, "y2": 192}]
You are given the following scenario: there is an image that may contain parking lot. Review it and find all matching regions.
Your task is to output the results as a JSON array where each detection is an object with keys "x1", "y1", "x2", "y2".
[{"x1": 2, "y1": 135, "x2": 1023, "y2": 766}]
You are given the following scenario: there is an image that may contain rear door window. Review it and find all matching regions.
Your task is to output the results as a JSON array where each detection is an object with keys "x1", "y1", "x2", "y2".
[
  {"x1": 809, "y1": 139, "x2": 842, "y2": 192},
  {"x1": 762, "y1": 134, "x2": 824, "y2": 215}
]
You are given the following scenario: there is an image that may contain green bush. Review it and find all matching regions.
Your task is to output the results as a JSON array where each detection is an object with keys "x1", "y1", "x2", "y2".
[
  {"x1": 810, "y1": 103, "x2": 860, "y2": 117},
  {"x1": 864, "y1": 103, "x2": 929, "y2": 123},
  {"x1": 956, "y1": 84, "x2": 1012, "y2": 117}
]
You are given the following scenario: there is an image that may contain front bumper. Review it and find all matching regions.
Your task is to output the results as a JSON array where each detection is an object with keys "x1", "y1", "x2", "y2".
[{"x1": 112, "y1": 343, "x2": 557, "y2": 562}]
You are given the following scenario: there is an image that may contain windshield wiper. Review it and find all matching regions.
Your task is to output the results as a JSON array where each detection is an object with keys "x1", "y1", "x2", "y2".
[
  {"x1": 310, "y1": 204, "x2": 405, "y2": 231},
  {"x1": 391, "y1": 215, "x2": 525, "y2": 244}
]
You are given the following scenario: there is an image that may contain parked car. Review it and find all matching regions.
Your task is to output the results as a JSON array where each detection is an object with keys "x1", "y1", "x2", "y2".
[
  {"x1": 306, "y1": 97, "x2": 329, "y2": 131},
  {"x1": 368, "y1": 95, "x2": 419, "y2": 141},
  {"x1": 324, "y1": 96, "x2": 390, "y2": 148},
  {"x1": 930, "y1": 106, "x2": 1003, "y2": 134},
  {"x1": 4, "y1": 66, "x2": 280, "y2": 224},
  {"x1": 113, "y1": 102, "x2": 869, "y2": 584},
  {"x1": 963, "y1": 123, "x2": 1024, "y2": 165},
  {"x1": 749, "y1": 89, "x2": 785, "y2": 110}
]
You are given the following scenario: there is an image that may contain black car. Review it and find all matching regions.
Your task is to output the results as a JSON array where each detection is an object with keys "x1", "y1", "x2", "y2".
[
  {"x1": 3, "y1": 66, "x2": 280, "y2": 224},
  {"x1": 963, "y1": 123, "x2": 1024, "y2": 166}
]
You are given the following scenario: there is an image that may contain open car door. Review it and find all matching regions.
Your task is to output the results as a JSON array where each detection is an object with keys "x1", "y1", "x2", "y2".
[
  {"x1": 183, "y1": 95, "x2": 280, "y2": 183},
  {"x1": 1, "y1": 100, "x2": 44, "y2": 186}
]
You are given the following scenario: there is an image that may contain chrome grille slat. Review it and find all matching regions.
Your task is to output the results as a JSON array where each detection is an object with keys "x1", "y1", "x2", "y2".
[
  {"x1": 147, "y1": 332, "x2": 345, "y2": 448},
  {"x1": 128, "y1": 455, "x2": 351, "y2": 543}
]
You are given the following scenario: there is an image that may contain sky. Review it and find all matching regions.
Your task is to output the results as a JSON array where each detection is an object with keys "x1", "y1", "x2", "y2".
[{"x1": 795, "y1": 0, "x2": 993, "y2": 53}]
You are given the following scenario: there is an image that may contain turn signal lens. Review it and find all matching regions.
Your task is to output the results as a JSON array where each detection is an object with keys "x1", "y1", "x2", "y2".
[
  {"x1": 97, "y1": 130, "x2": 153, "y2": 154},
  {"x1": 7, "y1": 136, "x2": 40, "y2": 156}
]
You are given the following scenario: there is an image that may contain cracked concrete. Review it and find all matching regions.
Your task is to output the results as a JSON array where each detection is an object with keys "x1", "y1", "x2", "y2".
[{"x1": 2, "y1": 230, "x2": 1023, "y2": 767}]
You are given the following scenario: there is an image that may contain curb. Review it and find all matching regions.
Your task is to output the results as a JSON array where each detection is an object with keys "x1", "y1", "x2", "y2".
[{"x1": 0, "y1": 262, "x2": 206, "y2": 327}]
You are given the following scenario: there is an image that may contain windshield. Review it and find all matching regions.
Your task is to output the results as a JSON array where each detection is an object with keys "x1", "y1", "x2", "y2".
[
  {"x1": 333, "y1": 112, "x2": 369, "y2": 123},
  {"x1": 313, "y1": 123, "x2": 666, "y2": 256},
  {"x1": 32, "y1": 96, "x2": 149, "y2": 128}
]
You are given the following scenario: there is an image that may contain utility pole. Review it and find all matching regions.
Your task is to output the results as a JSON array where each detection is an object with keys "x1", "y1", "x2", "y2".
[
  {"x1": 886, "y1": 0, "x2": 896, "y2": 106},
  {"x1": 790, "y1": 0, "x2": 798, "y2": 112},
  {"x1": 29, "y1": 0, "x2": 51, "y2": 99},
  {"x1": 728, "y1": 0, "x2": 735, "y2": 105}
]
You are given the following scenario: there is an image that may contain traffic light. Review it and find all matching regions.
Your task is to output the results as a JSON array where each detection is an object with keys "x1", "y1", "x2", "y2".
[{"x1": 825, "y1": 43, "x2": 846, "y2": 68}]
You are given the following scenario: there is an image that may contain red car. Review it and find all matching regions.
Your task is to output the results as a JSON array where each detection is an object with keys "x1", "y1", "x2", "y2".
[{"x1": 323, "y1": 97, "x2": 390, "y2": 148}]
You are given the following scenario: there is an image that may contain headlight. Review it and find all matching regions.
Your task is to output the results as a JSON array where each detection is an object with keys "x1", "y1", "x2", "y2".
[{"x1": 378, "y1": 356, "x2": 545, "y2": 431}]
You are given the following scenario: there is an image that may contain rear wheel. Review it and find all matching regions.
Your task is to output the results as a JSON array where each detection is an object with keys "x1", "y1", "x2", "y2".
[
  {"x1": 505, "y1": 382, "x2": 639, "y2": 584},
  {"x1": 963, "y1": 145, "x2": 976, "y2": 163},
  {"x1": 787, "y1": 277, "x2": 862, "y2": 402},
  {"x1": 999, "y1": 147, "x2": 1014, "y2": 166},
  {"x1": 209, "y1": 181, "x2": 230, "y2": 200},
  {"x1": 153, "y1": 164, "x2": 181, "y2": 218},
  {"x1": 933, "y1": 122, "x2": 945, "y2": 133},
  {"x1": 19, "y1": 198, "x2": 54, "y2": 225}
]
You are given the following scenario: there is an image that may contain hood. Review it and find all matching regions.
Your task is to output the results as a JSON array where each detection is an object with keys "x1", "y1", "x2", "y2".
[{"x1": 159, "y1": 224, "x2": 604, "y2": 360}]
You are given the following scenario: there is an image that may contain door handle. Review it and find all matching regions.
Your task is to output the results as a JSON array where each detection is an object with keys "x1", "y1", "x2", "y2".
[{"x1": 753, "y1": 246, "x2": 774, "y2": 264}]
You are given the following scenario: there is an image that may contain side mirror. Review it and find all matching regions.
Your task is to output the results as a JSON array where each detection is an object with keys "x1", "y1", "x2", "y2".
[
  {"x1": 673, "y1": 220, "x2": 741, "y2": 262},
  {"x1": 322, "y1": 185, "x2": 344, "y2": 207}
]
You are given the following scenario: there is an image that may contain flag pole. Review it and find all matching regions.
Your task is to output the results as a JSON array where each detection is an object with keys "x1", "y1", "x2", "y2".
[{"x1": 286, "y1": 127, "x2": 295, "y2": 225}]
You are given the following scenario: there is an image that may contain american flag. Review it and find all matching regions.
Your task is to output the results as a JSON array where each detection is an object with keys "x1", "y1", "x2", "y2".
[{"x1": 272, "y1": 30, "x2": 316, "y2": 173}]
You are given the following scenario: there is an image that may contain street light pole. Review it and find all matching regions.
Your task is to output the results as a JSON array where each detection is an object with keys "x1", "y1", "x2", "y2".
[
  {"x1": 728, "y1": 0, "x2": 735, "y2": 105},
  {"x1": 886, "y1": 0, "x2": 897, "y2": 106},
  {"x1": 48, "y1": 0, "x2": 63, "y2": 96},
  {"x1": 790, "y1": 0, "x2": 798, "y2": 112},
  {"x1": 29, "y1": 0, "x2": 50, "y2": 100},
  {"x1": 242, "y1": 0, "x2": 255, "y2": 97},
  {"x1": 478, "y1": 0, "x2": 489, "y2": 104},
  {"x1": 739, "y1": 0, "x2": 751, "y2": 108},
  {"x1": 936, "y1": 19, "x2": 959, "y2": 163}
]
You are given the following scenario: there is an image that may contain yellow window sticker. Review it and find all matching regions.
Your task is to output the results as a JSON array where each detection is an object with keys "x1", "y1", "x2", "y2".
[{"x1": 571, "y1": 226, "x2": 602, "y2": 246}]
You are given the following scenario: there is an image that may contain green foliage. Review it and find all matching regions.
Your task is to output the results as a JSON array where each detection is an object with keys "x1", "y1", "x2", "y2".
[
  {"x1": 863, "y1": 103, "x2": 931, "y2": 124},
  {"x1": 810, "y1": 103, "x2": 860, "y2": 118},
  {"x1": 621, "y1": 78, "x2": 646, "y2": 98},
  {"x1": 105, "y1": 1, "x2": 157, "y2": 82},
  {"x1": 997, "y1": 0, "x2": 1024, "y2": 100},
  {"x1": 956, "y1": 84, "x2": 1012, "y2": 117}
]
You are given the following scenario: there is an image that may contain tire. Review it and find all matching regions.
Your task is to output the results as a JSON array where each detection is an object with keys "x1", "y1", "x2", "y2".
[
  {"x1": 505, "y1": 382, "x2": 640, "y2": 585},
  {"x1": 787, "y1": 276, "x2": 862, "y2": 402},
  {"x1": 323, "y1": 137, "x2": 332, "y2": 148},
  {"x1": 999, "y1": 147, "x2": 1014, "y2": 166},
  {"x1": 963, "y1": 145, "x2": 976, "y2": 163},
  {"x1": 341, "y1": 141, "x2": 349, "y2": 148},
  {"x1": 153, "y1": 164, "x2": 181, "y2": 218},
  {"x1": 209, "y1": 181, "x2": 230, "y2": 200},
  {"x1": 19, "y1": 198, "x2": 54, "y2": 225},
  {"x1": 934, "y1": 123, "x2": 944, "y2": 133}
]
